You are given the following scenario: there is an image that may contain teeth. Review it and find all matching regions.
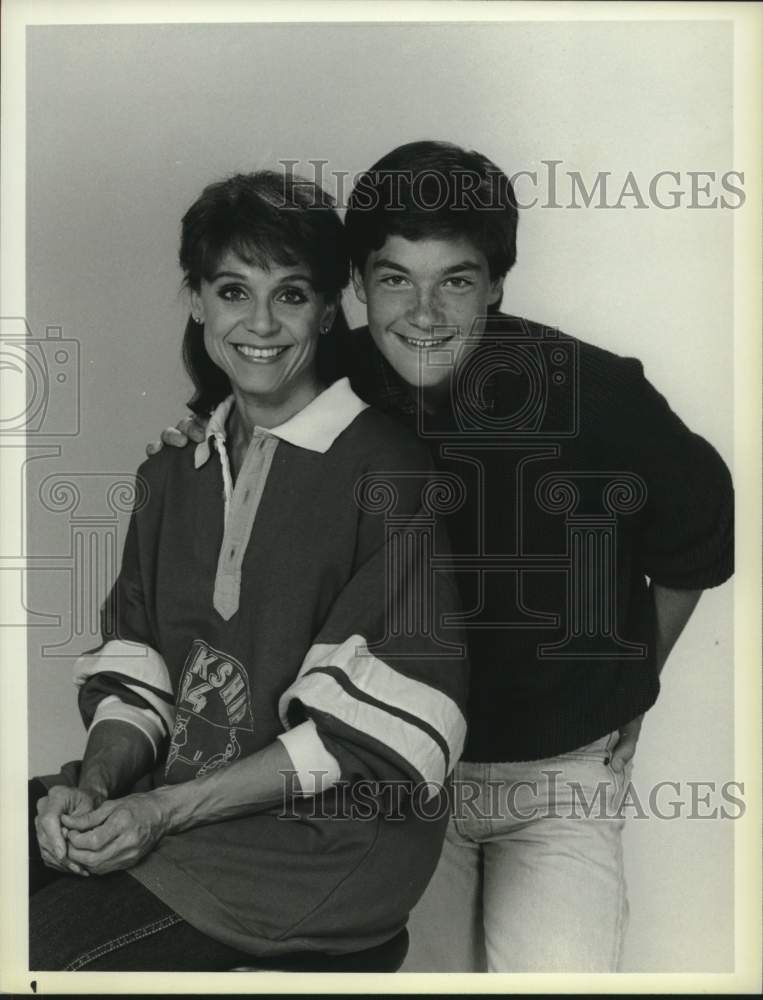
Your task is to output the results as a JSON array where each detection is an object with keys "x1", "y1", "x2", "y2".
[
  {"x1": 236, "y1": 345, "x2": 286, "y2": 359},
  {"x1": 402, "y1": 336, "x2": 452, "y2": 349}
]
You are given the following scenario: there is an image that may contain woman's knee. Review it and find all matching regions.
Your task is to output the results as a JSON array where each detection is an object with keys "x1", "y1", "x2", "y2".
[{"x1": 29, "y1": 871, "x2": 176, "y2": 970}]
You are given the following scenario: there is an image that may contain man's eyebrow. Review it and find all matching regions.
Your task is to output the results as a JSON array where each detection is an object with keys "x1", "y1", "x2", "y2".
[
  {"x1": 442, "y1": 261, "x2": 483, "y2": 274},
  {"x1": 371, "y1": 259, "x2": 483, "y2": 274},
  {"x1": 371, "y1": 258, "x2": 410, "y2": 273}
]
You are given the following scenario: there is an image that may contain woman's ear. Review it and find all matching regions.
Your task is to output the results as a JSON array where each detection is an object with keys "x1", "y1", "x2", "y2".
[
  {"x1": 321, "y1": 300, "x2": 338, "y2": 333},
  {"x1": 351, "y1": 266, "x2": 368, "y2": 305},
  {"x1": 190, "y1": 289, "x2": 204, "y2": 324}
]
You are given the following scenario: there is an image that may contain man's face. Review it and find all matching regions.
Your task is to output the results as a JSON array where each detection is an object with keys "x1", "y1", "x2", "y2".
[{"x1": 353, "y1": 235, "x2": 504, "y2": 397}]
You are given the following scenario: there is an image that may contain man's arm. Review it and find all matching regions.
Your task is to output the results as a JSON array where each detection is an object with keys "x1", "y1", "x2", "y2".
[
  {"x1": 653, "y1": 583, "x2": 703, "y2": 674},
  {"x1": 609, "y1": 583, "x2": 702, "y2": 771}
]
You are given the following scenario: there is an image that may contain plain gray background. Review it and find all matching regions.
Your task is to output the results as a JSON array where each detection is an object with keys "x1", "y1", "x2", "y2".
[{"x1": 24, "y1": 20, "x2": 734, "y2": 972}]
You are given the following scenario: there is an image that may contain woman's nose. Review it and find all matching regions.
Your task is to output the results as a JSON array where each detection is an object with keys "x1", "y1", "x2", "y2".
[{"x1": 245, "y1": 299, "x2": 279, "y2": 337}]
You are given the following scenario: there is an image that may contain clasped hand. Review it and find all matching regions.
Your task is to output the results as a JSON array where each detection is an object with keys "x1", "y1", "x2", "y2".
[{"x1": 37, "y1": 787, "x2": 168, "y2": 877}]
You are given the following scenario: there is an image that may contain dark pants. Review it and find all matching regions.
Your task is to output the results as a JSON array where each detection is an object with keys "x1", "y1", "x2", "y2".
[{"x1": 29, "y1": 779, "x2": 262, "y2": 971}]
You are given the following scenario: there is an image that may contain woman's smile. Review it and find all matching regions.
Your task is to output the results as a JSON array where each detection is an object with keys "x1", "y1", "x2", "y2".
[{"x1": 233, "y1": 343, "x2": 291, "y2": 363}]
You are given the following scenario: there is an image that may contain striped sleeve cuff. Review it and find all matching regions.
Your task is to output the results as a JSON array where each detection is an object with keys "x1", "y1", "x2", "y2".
[
  {"x1": 88, "y1": 695, "x2": 164, "y2": 760},
  {"x1": 277, "y1": 719, "x2": 341, "y2": 796},
  {"x1": 278, "y1": 635, "x2": 467, "y2": 789},
  {"x1": 73, "y1": 639, "x2": 176, "y2": 737}
]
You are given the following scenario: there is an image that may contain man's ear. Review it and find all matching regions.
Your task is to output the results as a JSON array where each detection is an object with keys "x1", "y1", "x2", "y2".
[
  {"x1": 351, "y1": 266, "x2": 368, "y2": 305},
  {"x1": 487, "y1": 275, "x2": 505, "y2": 307},
  {"x1": 190, "y1": 289, "x2": 204, "y2": 324}
]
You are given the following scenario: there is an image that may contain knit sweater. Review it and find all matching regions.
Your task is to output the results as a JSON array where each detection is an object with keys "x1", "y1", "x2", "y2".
[{"x1": 339, "y1": 314, "x2": 734, "y2": 761}]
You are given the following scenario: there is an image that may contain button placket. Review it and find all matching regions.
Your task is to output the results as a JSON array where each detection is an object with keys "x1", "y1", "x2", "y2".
[{"x1": 213, "y1": 432, "x2": 279, "y2": 620}]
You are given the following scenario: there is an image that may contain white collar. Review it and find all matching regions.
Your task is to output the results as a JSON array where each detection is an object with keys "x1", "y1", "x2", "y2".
[{"x1": 194, "y1": 377, "x2": 368, "y2": 468}]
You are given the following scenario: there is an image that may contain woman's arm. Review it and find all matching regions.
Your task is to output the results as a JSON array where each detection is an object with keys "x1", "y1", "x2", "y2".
[
  {"x1": 63, "y1": 738, "x2": 297, "y2": 875},
  {"x1": 157, "y1": 739, "x2": 296, "y2": 829},
  {"x1": 35, "y1": 718, "x2": 155, "y2": 876},
  {"x1": 77, "y1": 718, "x2": 156, "y2": 804}
]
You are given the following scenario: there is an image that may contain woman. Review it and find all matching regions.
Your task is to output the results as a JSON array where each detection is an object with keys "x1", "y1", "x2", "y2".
[{"x1": 30, "y1": 171, "x2": 468, "y2": 971}]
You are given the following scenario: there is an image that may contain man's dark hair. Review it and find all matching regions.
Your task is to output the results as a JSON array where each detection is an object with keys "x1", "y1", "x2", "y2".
[
  {"x1": 179, "y1": 170, "x2": 350, "y2": 414},
  {"x1": 345, "y1": 140, "x2": 519, "y2": 281}
]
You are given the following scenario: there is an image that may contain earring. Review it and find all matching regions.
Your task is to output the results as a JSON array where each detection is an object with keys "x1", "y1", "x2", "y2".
[
  {"x1": 320, "y1": 323, "x2": 330, "y2": 335},
  {"x1": 193, "y1": 315, "x2": 203, "y2": 325}
]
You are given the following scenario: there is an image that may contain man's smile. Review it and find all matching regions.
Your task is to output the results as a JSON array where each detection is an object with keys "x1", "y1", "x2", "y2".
[{"x1": 393, "y1": 330, "x2": 458, "y2": 350}]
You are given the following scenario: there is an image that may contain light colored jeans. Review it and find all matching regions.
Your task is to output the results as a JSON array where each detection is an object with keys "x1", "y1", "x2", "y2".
[{"x1": 402, "y1": 732, "x2": 632, "y2": 972}]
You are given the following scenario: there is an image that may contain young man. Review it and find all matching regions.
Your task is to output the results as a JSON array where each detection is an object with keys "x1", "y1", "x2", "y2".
[{"x1": 155, "y1": 141, "x2": 734, "y2": 971}]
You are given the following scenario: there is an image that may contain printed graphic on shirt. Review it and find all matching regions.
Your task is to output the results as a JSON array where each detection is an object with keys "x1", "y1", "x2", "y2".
[{"x1": 165, "y1": 639, "x2": 254, "y2": 783}]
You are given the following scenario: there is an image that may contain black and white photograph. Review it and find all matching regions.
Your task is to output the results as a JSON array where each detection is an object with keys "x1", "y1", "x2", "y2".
[{"x1": 1, "y1": 0, "x2": 760, "y2": 993}]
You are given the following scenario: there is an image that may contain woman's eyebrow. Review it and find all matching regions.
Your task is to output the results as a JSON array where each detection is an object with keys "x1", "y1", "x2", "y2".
[
  {"x1": 210, "y1": 269, "x2": 248, "y2": 281},
  {"x1": 210, "y1": 270, "x2": 314, "y2": 285},
  {"x1": 276, "y1": 272, "x2": 314, "y2": 285}
]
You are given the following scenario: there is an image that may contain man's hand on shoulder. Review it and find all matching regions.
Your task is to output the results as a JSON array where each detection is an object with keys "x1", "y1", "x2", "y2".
[{"x1": 146, "y1": 414, "x2": 208, "y2": 456}]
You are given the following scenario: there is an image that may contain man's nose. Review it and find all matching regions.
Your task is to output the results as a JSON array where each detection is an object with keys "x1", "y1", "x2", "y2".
[{"x1": 407, "y1": 288, "x2": 445, "y2": 331}]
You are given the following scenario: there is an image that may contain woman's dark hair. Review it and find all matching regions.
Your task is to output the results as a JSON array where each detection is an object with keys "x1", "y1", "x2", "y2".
[
  {"x1": 180, "y1": 170, "x2": 351, "y2": 415},
  {"x1": 345, "y1": 140, "x2": 518, "y2": 313}
]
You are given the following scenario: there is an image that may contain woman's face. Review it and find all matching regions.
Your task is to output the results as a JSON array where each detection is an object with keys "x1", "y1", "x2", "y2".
[{"x1": 191, "y1": 250, "x2": 335, "y2": 416}]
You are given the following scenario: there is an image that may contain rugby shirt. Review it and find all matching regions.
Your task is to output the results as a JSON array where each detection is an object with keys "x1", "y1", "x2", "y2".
[{"x1": 72, "y1": 377, "x2": 469, "y2": 956}]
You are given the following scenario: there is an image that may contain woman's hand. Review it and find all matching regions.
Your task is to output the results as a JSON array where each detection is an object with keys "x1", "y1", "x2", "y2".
[
  {"x1": 146, "y1": 415, "x2": 208, "y2": 456},
  {"x1": 62, "y1": 791, "x2": 170, "y2": 876},
  {"x1": 35, "y1": 785, "x2": 96, "y2": 877}
]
